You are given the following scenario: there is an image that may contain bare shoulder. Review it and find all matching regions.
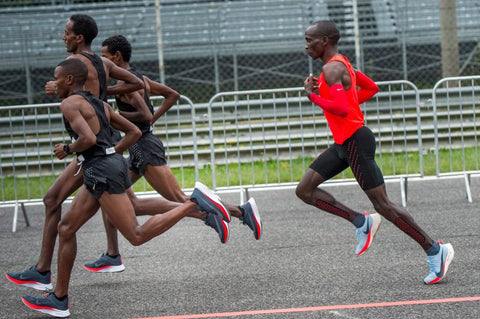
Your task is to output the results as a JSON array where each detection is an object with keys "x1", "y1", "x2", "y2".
[
  {"x1": 322, "y1": 61, "x2": 347, "y2": 84},
  {"x1": 324, "y1": 61, "x2": 347, "y2": 74},
  {"x1": 60, "y1": 94, "x2": 86, "y2": 117},
  {"x1": 100, "y1": 56, "x2": 114, "y2": 70},
  {"x1": 67, "y1": 54, "x2": 89, "y2": 65}
]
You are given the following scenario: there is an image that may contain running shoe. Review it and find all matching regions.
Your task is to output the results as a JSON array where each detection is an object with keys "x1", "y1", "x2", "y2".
[
  {"x1": 424, "y1": 242, "x2": 455, "y2": 284},
  {"x1": 204, "y1": 213, "x2": 230, "y2": 243},
  {"x1": 191, "y1": 181, "x2": 231, "y2": 222},
  {"x1": 239, "y1": 198, "x2": 262, "y2": 240},
  {"x1": 5, "y1": 265, "x2": 53, "y2": 291},
  {"x1": 22, "y1": 292, "x2": 70, "y2": 318},
  {"x1": 83, "y1": 253, "x2": 125, "y2": 273},
  {"x1": 355, "y1": 212, "x2": 381, "y2": 256}
]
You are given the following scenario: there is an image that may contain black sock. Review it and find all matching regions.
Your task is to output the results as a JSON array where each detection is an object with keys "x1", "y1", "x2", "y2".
[
  {"x1": 106, "y1": 253, "x2": 120, "y2": 258},
  {"x1": 53, "y1": 293, "x2": 68, "y2": 301}
]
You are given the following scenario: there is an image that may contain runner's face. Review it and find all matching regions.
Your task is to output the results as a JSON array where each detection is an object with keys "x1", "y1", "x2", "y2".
[
  {"x1": 63, "y1": 20, "x2": 79, "y2": 53},
  {"x1": 304, "y1": 26, "x2": 326, "y2": 60},
  {"x1": 53, "y1": 66, "x2": 70, "y2": 99},
  {"x1": 101, "y1": 46, "x2": 116, "y2": 63}
]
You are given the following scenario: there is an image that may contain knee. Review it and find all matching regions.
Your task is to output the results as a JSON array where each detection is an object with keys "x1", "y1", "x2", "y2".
[
  {"x1": 295, "y1": 184, "x2": 309, "y2": 202},
  {"x1": 43, "y1": 192, "x2": 63, "y2": 215},
  {"x1": 57, "y1": 220, "x2": 75, "y2": 239},
  {"x1": 371, "y1": 200, "x2": 400, "y2": 221},
  {"x1": 126, "y1": 236, "x2": 142, "y2": 247},
  {"x1": 123, "y1": 228, "x2": 143, "y2": 246}
]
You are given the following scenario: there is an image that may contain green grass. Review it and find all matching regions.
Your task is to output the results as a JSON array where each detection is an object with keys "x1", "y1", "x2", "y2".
[{"x1": 1, "y1": 147, "x2": 478, "y2": 201}]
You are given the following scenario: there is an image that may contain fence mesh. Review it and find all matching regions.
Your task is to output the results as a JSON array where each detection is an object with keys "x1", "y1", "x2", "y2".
[{"x1": 1, "y1": 0, "x2": 479, "y2": 105}]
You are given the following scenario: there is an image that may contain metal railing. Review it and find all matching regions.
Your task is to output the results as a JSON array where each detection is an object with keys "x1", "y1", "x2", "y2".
[
  {"x1": 2, "y1": 78, "x2": 480, "y2": 230},
  {"x1": 206, "y1": 81, "x2": 422, "y2": 206},
  {"x1": 432, "y1": 75, "x2": 480, "y2": 202},
  {"x1": 0, "y1": 95, "x2": 197, "y2": 204}
]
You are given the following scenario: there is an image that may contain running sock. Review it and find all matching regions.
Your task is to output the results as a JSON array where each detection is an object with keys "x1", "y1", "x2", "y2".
[
  {"x1": 106, "y1": 253, "x2": 120, "y2": 259},
  {"x1": 54, "y1": 293, "x2": 68, "y2": 301},
  {"x1": 426, "y1": 241, "x2": 440, "y2": 256},
  {"x1": 38, "y1": 270, "x2": 50, "y2": 276},
  {"x1": 352, "y1": 213, "x2": 366, "y2": 228}
]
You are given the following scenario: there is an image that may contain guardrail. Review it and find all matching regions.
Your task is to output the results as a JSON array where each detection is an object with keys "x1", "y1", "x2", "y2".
[
  {"x1": 2, "y1": 78, "x2": 480, "y2": 232},
  {"x1": 0, "y1": 95, "x2": 197, "y2": 204},
  {"x1": 432, "y1": 75, "x2": 480, "y2": 202},
  {"x1": 206, "y1": 81, "x2": 422, "y2": 206}
]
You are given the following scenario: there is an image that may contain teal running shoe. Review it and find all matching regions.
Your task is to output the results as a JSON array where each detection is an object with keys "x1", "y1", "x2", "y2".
[
  {"x1": 355, "y1": 212, "x2": 381, "y2": 256},
  {"x1": 424, "y1": 242, "x2": 454, "y2": 284}
]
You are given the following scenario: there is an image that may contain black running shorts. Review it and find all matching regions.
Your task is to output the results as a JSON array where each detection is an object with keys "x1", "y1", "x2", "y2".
[
  {"x1": 83, "y1": 153, "x2": 132, "y2": 199},
  {"x1": 309, "y1": 126, "x2": 384, "y2": 190},
  {"x1": 128, "y1": 131, "x2": 167, "y2": 176}
]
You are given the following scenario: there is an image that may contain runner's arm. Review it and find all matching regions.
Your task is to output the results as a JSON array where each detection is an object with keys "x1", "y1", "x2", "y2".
[
  {"x1": 103, "y1": 58, "x2": 144, "y2": 96},
  {"x1": 106, "y1": 103, "x2": 141, "y2": 153},
  {"x1": 117, "y1": 90, "x2": 153, "y2": 123},
  {"x1": 145, "y1": 76, "x2": 180, "y2": 124},
  {"x1": 356, "y1": 71, "x2": 379, "y2": 104},
  {"x1": 54, "y1": 98, "x2": 97, "y2": 159}
]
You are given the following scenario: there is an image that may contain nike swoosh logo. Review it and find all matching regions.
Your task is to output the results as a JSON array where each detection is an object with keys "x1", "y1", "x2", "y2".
[
  {"x1": 363, "y1": 218, "x2": 370, "y2": 235},
  {"x1": 435, "y1": 249, "x2": 446, "y2": 277}
]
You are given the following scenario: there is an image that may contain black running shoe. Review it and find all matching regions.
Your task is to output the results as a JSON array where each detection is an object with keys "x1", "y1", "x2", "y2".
[
  {"x1": 22, "y1": 292, "x2": 70, "y2": 318},
  {"x1": 239, "y1": 198, "x2": 262, "y2": 240},
  {"x1": 5, "y1": 265, "x2": 52, "y2": 291}
]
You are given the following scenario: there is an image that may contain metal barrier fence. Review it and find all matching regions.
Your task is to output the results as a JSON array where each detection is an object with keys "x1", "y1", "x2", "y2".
[
  {"x1": 207, "y1": 81, "x2": 422, "y2": 206},
  {"x1": 0, "y1": 95, "x2": 197, "y2": 206},
  {"x1": 432, "y1": 75, "x2": 480, "y2": 202},
  {"x1": 3, "y1": 78, "x2": 480, "y2": 231}
]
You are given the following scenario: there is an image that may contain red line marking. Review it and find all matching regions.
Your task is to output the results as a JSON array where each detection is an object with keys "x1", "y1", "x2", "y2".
[{"x1": 131, "y1": 296, "x2": 480, "y2": 319}]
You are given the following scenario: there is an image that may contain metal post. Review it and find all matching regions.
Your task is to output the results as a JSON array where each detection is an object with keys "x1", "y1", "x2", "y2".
[
  {"x1": 155, "y1": 0, "x2": 165, "y2": 84},
  {"x1": 352, "y1": 0, "x2": 362, "y2": 69},
  {"x1": 439, "y1": 0, "x2": 460, "y2": 77}
]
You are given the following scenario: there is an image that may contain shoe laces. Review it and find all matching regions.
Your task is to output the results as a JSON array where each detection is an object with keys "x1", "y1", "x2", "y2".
[{"x1": 426, "y1": 254, "x2": 439, "y2": 272}]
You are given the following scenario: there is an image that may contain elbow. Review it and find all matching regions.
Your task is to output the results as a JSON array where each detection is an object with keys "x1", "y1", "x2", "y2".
[
  {"x1": 136, "y1": 80, "x2": 145, "y2": 91},
  {"x1": 133, "y1": 127, "x2": 142, "y2": 140},
  {"x1": 171, "y1": 90, "x2": 180, "y2": 102},
  {"x1": 86, "y1": 135, "x2": 97, "y2": 147},
  {"x1": 339, "y1": 109, "x2": 349, "y2": 117},
  {"x1": 144, "y1": 112, "x2": 153, "y2": 123}
]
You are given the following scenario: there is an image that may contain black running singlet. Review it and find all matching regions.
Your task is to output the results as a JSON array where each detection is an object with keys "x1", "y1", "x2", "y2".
[
  {"x1": 64, "y1": 91, "x2": 116, "y2": 161},
  {"x1": 78, "y1": 52, "x2": 108, "y2": 102},
  {"x1": 115, "y1": 69, "x2": 153, "y2": 134}
]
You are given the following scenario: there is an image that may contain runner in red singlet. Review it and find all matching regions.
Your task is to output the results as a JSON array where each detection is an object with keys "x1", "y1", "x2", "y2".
[{"x1": 296, "y1": 20, "x2": 454, "y2": 285}]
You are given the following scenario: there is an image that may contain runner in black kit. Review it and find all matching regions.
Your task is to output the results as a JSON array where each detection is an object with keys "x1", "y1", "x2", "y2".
[
  {"x1": 82, "y1": 35, "x2": 262, "y2": 272},
  {"x1": 5, "y1": 15, "x2": 228, "y2": 287},
  {"x1": 19, "y1": 58, "x2": 230, "y2": 317},
  {"x1": 5, "y1": 14, "x2": 144, "y2": 291},
  {"x1": 297, "y1": 20, "x2": 454, "y2": 284}
]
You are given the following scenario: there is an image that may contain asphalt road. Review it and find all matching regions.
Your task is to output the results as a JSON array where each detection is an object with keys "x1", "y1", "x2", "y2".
[{"x1": 1, "y1": 176, "x2": 480, "y2": 319}]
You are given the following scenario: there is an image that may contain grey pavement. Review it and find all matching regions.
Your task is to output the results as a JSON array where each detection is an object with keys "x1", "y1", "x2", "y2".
[{"x1": 1, "y1": 176, "x2": 480, "y2": 319}]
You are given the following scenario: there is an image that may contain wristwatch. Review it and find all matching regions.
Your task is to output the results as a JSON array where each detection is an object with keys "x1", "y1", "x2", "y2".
[{"x1": 63, "y1": 144, "x2": 72, "y2": 155}]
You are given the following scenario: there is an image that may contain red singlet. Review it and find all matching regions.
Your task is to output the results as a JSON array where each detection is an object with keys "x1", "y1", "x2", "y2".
[{"x1": 318, "y1": 54, "x2": 364, "y2": 144}]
